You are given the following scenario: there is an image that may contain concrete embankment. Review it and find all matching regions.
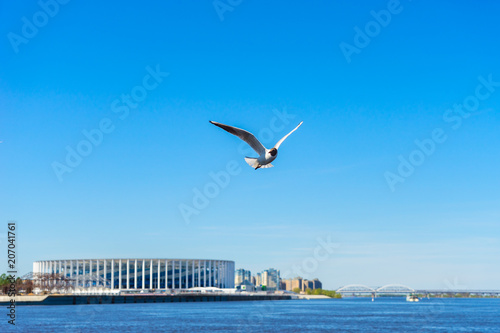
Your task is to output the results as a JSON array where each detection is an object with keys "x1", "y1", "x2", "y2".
[
  {"x1": 296, "y1": 295, "x2": 332, "y2": 300},
  {"x1": 0, "y1": 294, "x2": 292, "y2": 306}
]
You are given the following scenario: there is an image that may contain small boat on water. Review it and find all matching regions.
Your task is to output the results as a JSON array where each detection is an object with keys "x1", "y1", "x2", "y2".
[{"x1": 406, "y1": 294, "x2": 419, "y2": 302}]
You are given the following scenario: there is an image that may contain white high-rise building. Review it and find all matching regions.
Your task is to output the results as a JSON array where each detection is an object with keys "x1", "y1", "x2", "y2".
[
  {"x1": 261, "y1": 268, "x2": 280, "y2": 291},
  {"x1": 235, "y1": 268, "x2": 252, "y2": 286}
]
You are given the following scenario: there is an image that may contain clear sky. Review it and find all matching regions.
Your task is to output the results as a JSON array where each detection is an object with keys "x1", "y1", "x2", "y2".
[{"x1": 1, "y1": 0, "x2": 499, "y2": 290}]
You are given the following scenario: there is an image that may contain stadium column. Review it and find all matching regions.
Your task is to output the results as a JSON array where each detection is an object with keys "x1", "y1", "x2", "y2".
[
  {"x1": 126, "y1": 259, "x2": 130, "y2": 290},
  {"x1": 178, "y1": 260, "x2": 181, "y2": 289},
  {"x1": 142, "y1": 259, "x2": 145, "y2": 289},
  {"x1": 111, "y1": 259, "x2": 114, "y2": 289},
  {"x1": 214, "y1": 261, "x2": 217, "y2": 288},
  {"x1": 44, "y1": 261, "x2": 46, "y2": 274},
  {"x1": 96, "y1": 260, "x2": 99, "y2": 286},
  {"x1": 187, "y1": 260, "x2": 190, "y2": 288},
  {"x1": 165, "y1": 259, "x2": 168, "y2": 290},
  {"x1": 215, "y1": 261, "x2": 219, "y2": 288},
  {"x1": 176, "y1": 260, "x2": 179, "y2": 289},
  {"x1": 150, "y1": 259, "x2": 153, "y2": 289},
  {"x1": 192, "y1": 260, "x2": 195, "y2": 288},
  {"x1": 53, "y1": 261, "x2": 56, "y2": 286},
  {"x1": 175, "y1": 260, "x2": 179, "y2": 289},
  {"x1": 82, "y1": 261, "x2": 86, "y2": 288},
  {"x1": 224, "y1": 262, "x2": 227, "y2": 288},
  {"x1": 157, "y1": 260, "x2": 161, "y2": 289},
  {"x1": 218, "y1": 261, "x2": 221, "y2": 288},
  {"x1": 134, "y1": 260, "x2": 137, "y2": 290},
  {"x1": 75, "y1": 260, "x2": 79, "y2": 288},
  {"x1": 184, "y1": 260, "x2": 187, "y2": 288},
  {"x1": 119, "y1": 259, "x2": 122, "y2": 290},
  {"x1": 204, "y1": 260, "x2": 207, "y2": 287},
  {"x1": 209, "y1": 260, "x2": 212, "y2": 287},
  {"x1": 103, "y1": 259, "x2": 107, "y2": 288},
  {"x1": 171, "y1": 260, "x2": 175, "y2": 289},
  {"x1": 197, "y1": 260, "x2": 200, "y2": 287},
  {"x1": 101, "y1": 259, "x2": 103, "y2": 287}
]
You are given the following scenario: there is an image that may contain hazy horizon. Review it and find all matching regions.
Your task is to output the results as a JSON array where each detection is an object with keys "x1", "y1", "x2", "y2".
[{"x1": 1, "y1": 0, "x2": 499, "y2": 290}]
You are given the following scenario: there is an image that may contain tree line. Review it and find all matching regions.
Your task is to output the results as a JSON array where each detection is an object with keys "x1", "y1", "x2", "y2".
[{"x1": 292, "y1": 287, "x2": 342, "y2": 298}]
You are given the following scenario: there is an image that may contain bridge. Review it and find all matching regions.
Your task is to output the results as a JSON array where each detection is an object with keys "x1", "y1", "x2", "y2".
[{"x1": 336, "y1": 284, "x2": 500, "y2": 297}]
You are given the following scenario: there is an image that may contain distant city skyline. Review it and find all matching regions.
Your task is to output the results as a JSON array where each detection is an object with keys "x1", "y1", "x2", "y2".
[{"x1": 1, "y1": 1, "x2": 499, "y2": 290}]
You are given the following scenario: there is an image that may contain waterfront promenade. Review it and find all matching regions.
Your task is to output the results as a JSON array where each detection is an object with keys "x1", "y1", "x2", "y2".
[{"x1": 0, "y1": 293, "x2": 293, "y2": 306}]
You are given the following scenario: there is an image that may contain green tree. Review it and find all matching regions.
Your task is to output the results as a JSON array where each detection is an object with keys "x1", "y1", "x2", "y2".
[{"x1": 0, "y1": 273, "x2": 8, "y2": 286}]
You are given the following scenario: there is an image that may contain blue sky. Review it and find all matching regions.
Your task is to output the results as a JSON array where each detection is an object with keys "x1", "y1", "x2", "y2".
[{"x1": 1, "y1": 0, "x2": 499, "y2": 289}]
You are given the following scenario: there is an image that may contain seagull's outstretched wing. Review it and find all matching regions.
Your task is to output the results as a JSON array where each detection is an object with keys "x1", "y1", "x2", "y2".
[
  {"x1": 210, "y1": 121, "x2": 266, "y2": 155},
  {"x1": 273, "y1": 121, "x2": 303, "y2": 150}
]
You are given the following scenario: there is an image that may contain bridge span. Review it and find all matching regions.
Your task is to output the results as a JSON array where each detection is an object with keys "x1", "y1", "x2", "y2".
[{"x1": 336, "y1": 284, "x2": 500, "y2": 297}]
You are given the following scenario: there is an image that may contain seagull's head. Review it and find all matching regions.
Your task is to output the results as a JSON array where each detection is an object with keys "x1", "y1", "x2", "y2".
[{"x1": 269, "y1": 148, "x2": 278, "y2": 157}]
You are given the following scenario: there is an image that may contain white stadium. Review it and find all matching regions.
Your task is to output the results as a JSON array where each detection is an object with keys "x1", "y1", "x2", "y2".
[{"x1": 33, "y1": 259, "x2": 235, "y2": 291}]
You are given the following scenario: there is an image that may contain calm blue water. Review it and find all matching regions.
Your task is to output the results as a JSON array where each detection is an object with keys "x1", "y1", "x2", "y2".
[{"x1": 8, "y1": 298, "x2": 500, "y2": 332}]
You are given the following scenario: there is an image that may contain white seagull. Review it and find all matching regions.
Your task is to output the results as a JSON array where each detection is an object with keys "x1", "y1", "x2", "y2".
[{"x1": 210, "y1": 120, "x2": 303, "y2": 170}]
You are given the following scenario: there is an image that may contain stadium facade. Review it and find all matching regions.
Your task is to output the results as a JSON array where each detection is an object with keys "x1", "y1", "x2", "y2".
[{"x1": 33, "y1": 259, "x2": 235, "y2": 290}]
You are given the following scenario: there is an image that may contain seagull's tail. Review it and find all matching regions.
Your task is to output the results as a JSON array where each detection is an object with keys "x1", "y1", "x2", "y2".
[
  {"x1": 244, "y1": 157, "x2": 274, "y2": 170},
  {"x1": 245, "y1": 157, "x2": 259, "y2": 169},
  {"x1": 260, "y1": 163, "x2": 274, "y2": 169}
]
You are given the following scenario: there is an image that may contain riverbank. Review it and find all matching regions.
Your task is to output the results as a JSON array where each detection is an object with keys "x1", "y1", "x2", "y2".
[
  {"x1": 0, "y1": 293, "x2": 293, "y2": 306},
  {"x1": 296, "y1": 294, "x2": 332, "y2": 300}
]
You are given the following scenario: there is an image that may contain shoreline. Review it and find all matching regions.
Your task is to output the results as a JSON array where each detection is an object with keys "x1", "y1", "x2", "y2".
[{"x1": 0, "y1": 294, "x2": 293, "y2": 306}]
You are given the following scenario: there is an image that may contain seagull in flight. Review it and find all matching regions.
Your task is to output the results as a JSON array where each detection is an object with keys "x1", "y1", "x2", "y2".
[{"x1": 210, "y1": 120, "x2": 303, "y2": 170}]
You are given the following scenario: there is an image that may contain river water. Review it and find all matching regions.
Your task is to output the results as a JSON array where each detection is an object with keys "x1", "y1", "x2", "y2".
[{"x1": 8, "y1": 297, "x2": 500, "y2": 332}]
